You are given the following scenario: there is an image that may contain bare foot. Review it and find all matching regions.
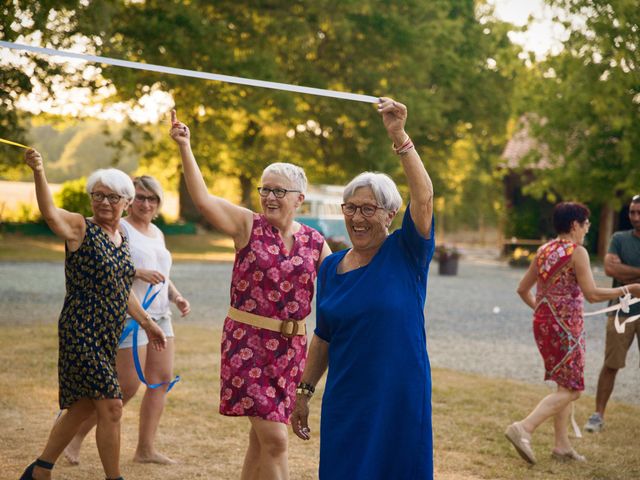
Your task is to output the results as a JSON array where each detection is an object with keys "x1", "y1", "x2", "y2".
[
  {"x1": 63, "y1": 437, "x2": 82, "y2": 465},
  {"x1": 133, "y1": 451, "x2": 177, "y2": 465}
]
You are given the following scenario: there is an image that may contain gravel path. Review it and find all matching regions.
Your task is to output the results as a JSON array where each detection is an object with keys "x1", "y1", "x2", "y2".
[{"x1": 1, "y1": 258, "x2": 637, "y2": 404}]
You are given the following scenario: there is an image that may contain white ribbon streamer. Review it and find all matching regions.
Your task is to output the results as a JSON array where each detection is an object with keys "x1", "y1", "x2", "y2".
[
  {"x1": 0, "y1": 40, "x2": 379, "y2": 104},
  {"x1": 584, "y1": 294, "x2": 640, "y2": 334},
  {"x1": 571, "y1": 402, "x2": 582, "y2": 438}
]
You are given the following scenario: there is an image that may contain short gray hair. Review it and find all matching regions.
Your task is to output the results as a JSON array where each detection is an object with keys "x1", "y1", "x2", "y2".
[
  {"x1": 261, "y1": 162, "x2": 308, "y2": 193},
  {"x1": 343, "y1": 172, "x2": 402, "y2": 212},
  {"x1": 86, "y1": 168, "x2": 135, "y2": 200},
  {"x1": 133, "y1": 175, "x2": 164, "y2": 208}
]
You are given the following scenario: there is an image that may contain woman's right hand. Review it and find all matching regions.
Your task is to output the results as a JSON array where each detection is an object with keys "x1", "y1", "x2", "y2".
[
  {"x1": 169, "y1": 109, "x2": 191, "y2": 146},
  {"x1": 135, "y1": 269, "x2": 166, "y2": 285},
  {"x1": 25, "y1": 149, "x2": 44, "y2": 173},
  {"x1": 143, "y1": 318, "x2": 167, "y2": 351},
  {"x1": 291, "y1": 396, "x2": 312, "y2": 441}
]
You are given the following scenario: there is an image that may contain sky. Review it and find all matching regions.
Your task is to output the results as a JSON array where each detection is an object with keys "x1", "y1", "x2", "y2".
[
  {"x1": 490, "y1": 0, "x2": 567, "y2": 58},
  {"x1": 7, "y1": 1, "x2": 565, "y2": 123}
]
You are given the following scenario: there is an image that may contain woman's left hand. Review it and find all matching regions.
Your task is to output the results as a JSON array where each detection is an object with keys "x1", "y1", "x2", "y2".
[
  {"x1": 377, "y1": 97, "x2": 408, "y2": 143},
  {"x1": 144, "y1": 320, "x2": 167, "y2": 351},
  {"x1": 174, "y1": 295, "x2": 191, "y2": 317}
]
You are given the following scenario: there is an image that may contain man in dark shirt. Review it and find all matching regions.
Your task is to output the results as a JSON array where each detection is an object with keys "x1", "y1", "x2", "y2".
[{"x1": 585, "y1": 195, "x2": 640, "y2": 433}]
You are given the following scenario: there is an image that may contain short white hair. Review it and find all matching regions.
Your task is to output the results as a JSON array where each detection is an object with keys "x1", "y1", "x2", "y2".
[
  {"x1": 343, "y1": 172, "x2": 402, "y2": 212},
  {"x1": 86, "y1": 168, "x2": 135, "y2": 200},
  {"x1": 261, "y1": 162, "x2": 308, "y2": 193}
]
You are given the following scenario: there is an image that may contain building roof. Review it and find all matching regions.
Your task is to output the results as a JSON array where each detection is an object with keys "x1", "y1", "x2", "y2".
[{"x1": 501, "y1": 116, "x2": 553, "y2": 169}]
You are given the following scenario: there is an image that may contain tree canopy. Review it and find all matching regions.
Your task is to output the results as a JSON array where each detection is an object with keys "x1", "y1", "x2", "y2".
[
  {"x1": 515, "y1": 0, "x2": 640, "y2": 209},
  {"x1": 2, "y1": 0, "x2": 518, "y2": 221}
]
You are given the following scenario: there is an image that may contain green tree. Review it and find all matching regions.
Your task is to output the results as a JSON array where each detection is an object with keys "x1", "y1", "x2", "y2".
[
  {"x1": 4, "y1": 1, "x2": 519, "y2": 227},
  {"x1": 514, "y1": 0, "x2": 640, "y2": 253},
  {"x1": 0, "y1": 1, "x2": 107, "y2": 175}
]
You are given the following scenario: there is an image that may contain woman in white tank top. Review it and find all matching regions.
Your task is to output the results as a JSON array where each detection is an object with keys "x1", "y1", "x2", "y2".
[{"x1": 64, "y1": 175, "x2": 190, "y2": 466}]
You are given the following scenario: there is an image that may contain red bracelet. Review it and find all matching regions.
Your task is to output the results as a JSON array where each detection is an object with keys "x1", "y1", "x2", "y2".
[{"x1": 392, "y1": 137, "x2": 414, "y2": 155}]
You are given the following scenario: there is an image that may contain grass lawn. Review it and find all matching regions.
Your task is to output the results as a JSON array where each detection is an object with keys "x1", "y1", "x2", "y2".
[
  {"x1": 0, "y1": 232, "x2": 237, "y2": 262},
  {"x1": 1, "y1": 323, "x2": 639, "y2": 479}
]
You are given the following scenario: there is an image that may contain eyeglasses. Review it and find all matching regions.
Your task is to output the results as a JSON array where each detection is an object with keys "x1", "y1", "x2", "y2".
[
  {"x1": 257, "y1": 187, "x2": 301, "y2": 198},
  {"x1": 632, "y1": 194, "x2": 640, "y2": 202},
  {"x1": 90, "y1": 191, "x2": 124, "y2": 205},
  {"x1": 341, "y1": 203, "x2": 384, "y2": 217},
  {"x1": 134, "y1": 194, "x2": 159, "y2": 205}
]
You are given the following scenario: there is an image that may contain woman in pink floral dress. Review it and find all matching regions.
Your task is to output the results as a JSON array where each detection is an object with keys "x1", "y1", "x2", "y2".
[
  {"x1": 506, "y1": 202, "x2": 640, "y2": 465},
  {"x1": 170, "y1": 110, "x2": 330, "y2": 479}
]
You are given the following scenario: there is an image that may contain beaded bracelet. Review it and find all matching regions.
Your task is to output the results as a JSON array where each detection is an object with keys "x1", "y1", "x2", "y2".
[
  {"x1": 296, "y1": 382, "x2": 315, "y2": 398},
  {"x1": 392, "y1": 137, "x2": 415, "y2": 155}
]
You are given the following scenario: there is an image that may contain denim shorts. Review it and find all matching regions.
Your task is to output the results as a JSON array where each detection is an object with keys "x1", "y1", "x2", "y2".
[{"x1": 119, "y1": 314, "x2": 174, "y2": 349}]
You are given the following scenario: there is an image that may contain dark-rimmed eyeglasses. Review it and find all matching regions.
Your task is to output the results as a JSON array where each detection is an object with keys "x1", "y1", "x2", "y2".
[
  {"x1": 134, "y1": 194, "x2": 159, "y2": 205},
  {"x1": 341, "y1": 203, "x2": 384, "y2": 217},
  {"x1": 257, "y1": 187, "x2": 301, "y2": 198},
  {"x1": 90, "y1": 191, "x2": 124, "y2": 205}
]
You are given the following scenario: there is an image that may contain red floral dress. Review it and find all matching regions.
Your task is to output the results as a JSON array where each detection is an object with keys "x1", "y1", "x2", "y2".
[
  {"x1": 533, "y1": 239, "x2": 586, "y2": 391},
  {"x1": 219, "y1": 214, "x2": 324, "y2": 423}
]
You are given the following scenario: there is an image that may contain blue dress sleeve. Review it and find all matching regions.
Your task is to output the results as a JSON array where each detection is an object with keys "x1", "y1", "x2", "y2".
[
  {"x1": 314, "y1": 257, "x2": 332, "y2": 342},
  {"x1": 399, "y1": 204, "x2": 435, "y2": 270}
]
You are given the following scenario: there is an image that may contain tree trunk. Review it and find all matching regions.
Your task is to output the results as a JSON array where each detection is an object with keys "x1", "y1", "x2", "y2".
[
  {"x1": 239, "y1": 174, "x2": 254, "y2": 210},
  {"x1": 598, "y1": 202, "x2": 615, "y2": 259}
]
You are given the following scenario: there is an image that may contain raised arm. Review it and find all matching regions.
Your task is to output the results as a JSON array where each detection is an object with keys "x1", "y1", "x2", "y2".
[
  {"x1": 604, "y1": 253, "x2": 640, "y2": 284},
  {"x1": 377, "y1": 98, "x2": 433, "y2": 238},
  {"x1": 169, "y1": 110, "x2": 253, "y2": 248},
  {"x1": 573, "y1": 247, "x2": 640, "y2": 302},
  {"x1": 24, "y1": 149, "x2": 85, "y2": 246}
]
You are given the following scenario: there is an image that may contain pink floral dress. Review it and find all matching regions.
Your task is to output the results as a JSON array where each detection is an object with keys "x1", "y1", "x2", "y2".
[
  {"x1": 219, "y1": 214, "x2": 325, "y2": 423},
  {"x1": 533, "y1": 239, "x2": 586, "y2": 391}
]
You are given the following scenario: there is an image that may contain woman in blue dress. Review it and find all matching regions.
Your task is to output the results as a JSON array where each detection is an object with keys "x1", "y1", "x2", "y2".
[{"x1": 291, "y1": 97, "x2": 435, "y2": 479}]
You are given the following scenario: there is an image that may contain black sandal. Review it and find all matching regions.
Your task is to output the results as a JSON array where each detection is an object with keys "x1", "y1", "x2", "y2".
[{"x1": 19, "y1": 458, "x2": 54, "y2": 479}]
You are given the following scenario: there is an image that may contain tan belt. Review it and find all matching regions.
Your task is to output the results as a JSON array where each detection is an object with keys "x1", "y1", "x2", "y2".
[{"x1": 227, "y1": 306, "x2": 306, "y2": 338}]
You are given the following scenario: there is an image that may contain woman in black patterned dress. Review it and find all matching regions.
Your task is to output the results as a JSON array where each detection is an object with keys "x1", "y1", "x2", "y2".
[{"x1": 19, "y1": 149, "x2": 167, "y2": 480}]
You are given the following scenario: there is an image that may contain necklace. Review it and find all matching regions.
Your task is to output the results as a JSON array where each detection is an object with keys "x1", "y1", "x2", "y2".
[{"x1": 347, "y1": 250, "x2": 368, "y2": 268}]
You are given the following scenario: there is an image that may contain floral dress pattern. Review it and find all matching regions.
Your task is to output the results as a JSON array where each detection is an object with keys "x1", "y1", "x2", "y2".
[
  {"x1": 58, "y1": 219, "x2": 135, "y2": 409},
  {"x1": 219, "y1": 214, "x2": 324, "y2": 423},
  {"x1": 533, "y1": 239, "x2": 586, "y2": 391}
]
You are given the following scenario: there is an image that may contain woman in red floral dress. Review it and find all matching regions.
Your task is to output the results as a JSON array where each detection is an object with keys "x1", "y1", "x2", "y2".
[
  {"x1": 506, "y1": 202, "x2": 640, "y2": 465},
  {"x1": 170, "y1": 110, "x2": 330, "y2": 479}
]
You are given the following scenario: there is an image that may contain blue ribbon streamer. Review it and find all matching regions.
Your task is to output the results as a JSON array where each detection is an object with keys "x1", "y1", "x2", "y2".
[{"x1": 119, "y1": 282, "x2": 181, "y2": 392}]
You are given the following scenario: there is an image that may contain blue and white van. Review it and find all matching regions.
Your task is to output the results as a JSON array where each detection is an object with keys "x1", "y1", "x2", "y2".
[{"x1": 296, "y1": 185, "x2": 350, "y2": 248}]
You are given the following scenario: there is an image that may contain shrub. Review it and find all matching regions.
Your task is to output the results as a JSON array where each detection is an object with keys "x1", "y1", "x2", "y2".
[
  {"x1": 435, "y1": 244, "x2": 461, "y2": 261},
  {"x1": 508, "y1": 247, "x2": 535, "y2": 267},
  {"x1": 1, "y1": 202, "x2": 41, "y2": 223},
  {"x1": 54, "y1": 177, "x2": 92, "y2": 217}
]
